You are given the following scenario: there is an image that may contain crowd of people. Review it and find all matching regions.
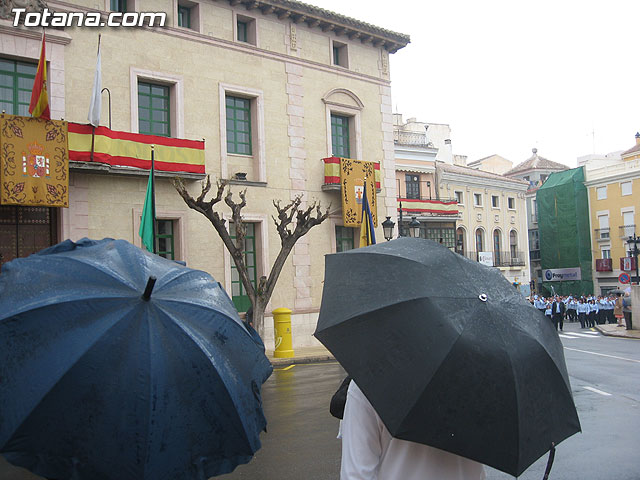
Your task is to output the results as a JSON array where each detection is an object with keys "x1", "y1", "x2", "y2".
[{"x1": 530, "y1": 293, "x2": 631, "y2": 330}]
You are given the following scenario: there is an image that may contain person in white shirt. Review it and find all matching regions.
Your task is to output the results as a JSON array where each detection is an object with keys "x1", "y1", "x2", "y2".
[
  {"x1": 576, "y1": 298, "x2": 589, "y2": 328},
  {"x1": 340, "y1": 381, "x2": 486, "y2": 480}
]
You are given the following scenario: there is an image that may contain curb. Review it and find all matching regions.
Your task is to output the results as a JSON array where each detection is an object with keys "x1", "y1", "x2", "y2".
[
  {"x1": 269, "y1": 354, "x2": 336, "y2": 367},
  {"x1": 595, "y1": 325, "x2": 640, "y2": 339}
]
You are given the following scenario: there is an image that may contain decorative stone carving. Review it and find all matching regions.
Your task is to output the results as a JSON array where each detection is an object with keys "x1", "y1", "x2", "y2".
[{"x1": 0, "y1": 0, "x2": 48, "y2": 20}]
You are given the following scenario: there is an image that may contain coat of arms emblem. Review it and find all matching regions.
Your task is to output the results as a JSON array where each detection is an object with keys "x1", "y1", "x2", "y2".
[{"x1": 22, "y1": 141, "x2": 50, "y2": 178}]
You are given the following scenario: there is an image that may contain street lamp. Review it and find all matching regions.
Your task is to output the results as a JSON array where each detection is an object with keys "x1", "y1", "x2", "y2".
[
  {"x1": 627, "y1": 234, "x2": 640, "y2": 285},
  {"x1": 382, "y1": 216, "x2": 395, "y2": 241},
  {"x1": 408, "y1": 216, "x2": 421, "y2": 238}
]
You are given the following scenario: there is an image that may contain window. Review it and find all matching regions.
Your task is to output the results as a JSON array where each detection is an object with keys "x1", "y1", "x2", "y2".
[
  {"x1": 177, "y1": 5, "x2": 190, "y2": 28},
  {"x1": 237, "y1": 20, "x2": 248, "y2": 42},
  {"x1": 331, "y1": 114, "x2": 351, "y2": 158},
  {"x1": 405, "y1": 174, "x2": 420, "y2": 199},
  {"x1": 507, "y1": 197, "x2": 515, "y2": 209},
  {"x1": 530, "y1": 230, "x2": 540, "y2": 250},
  {"x1": 509, "y1": 230, "x2": 518, "y2": 258},
  {"x1": 493, "y1": 230, "x2": 501, "y2": 264},
  {"x1": 621, "y1": 181, "x2": 632, "y2": 196},
  {"x1": 235, "y1": 14, "x2": 256, "y2": 45},
  {"x1": 491, "y1": 195, "x2": 499, "y2": 208},
  {"x1": 473, "y1": 193, "x2": 483, "y2": 207},
  {"x1": 226, "y1": 95, "x2": 252, "y2": 155},
  {"x1": 138, "y1": 81, "x2": 170, "y2": 137},
  {"x1": 229, "y1": 222, "x2": 257, "y2": 312},
  {"x1": 332, "y1": 41, "x2": 348, "y2": 68},
  {"x1": 596, "y1": 186, "x2": 607, "y2": 200},
  {"x1": 475, "y1": 229, "x2": 484, "y2": 252},
  {"x1": 335, "y1": 226, "x2": 355, "y2": 252},
  {"x1": 110, "y1": 0, "x2": 127, "y2": 12},
  {"x1": 0, "y1": 59, "x2": 36, "y2": 116},
  {"x1": 540, "y1": 174, "x2": 548, "y2": 183},
  {"x1": 155, "y1": 219, "x2": 175, "y2": 260},
  {"x1": 455, "y1": 191, "x2": 464, "y2": 205},
  {"x1": 455, "y1": 228, "x2": 465, "y2": 254},
  {"x1": 601, "y1": 249, "x2": 611, "y2": 259}
]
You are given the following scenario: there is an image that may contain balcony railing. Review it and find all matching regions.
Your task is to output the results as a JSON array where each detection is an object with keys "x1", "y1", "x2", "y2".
[
  {"x1": 620, "y1": 256, "x2": 637, "y2": 271},
  {"x1": 322, "y1": 157, "x2": 380, "y2": 192},
  {"x1": 460, "y1": 251, "x2": 526, "y2": 267},
  {"x1": 619, "y1": 224, "x2": 636, "y2": 238},
  {"x1": 594, "y1": 228, "x2": 610, "y2": 242},
  {"x1": 394, "y1": 130, "x2": 433, "y2": 147},
  {"x1": 595, "y1": 258, "x2": 612, "y2": 272}
]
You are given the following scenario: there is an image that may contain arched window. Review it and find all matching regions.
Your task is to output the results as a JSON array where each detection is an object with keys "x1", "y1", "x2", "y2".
[
  {"x1": 456, "y1": 227, "x2": 466, "y2": 255},
  {"x1": 510, "y1": 230, "x2": 518, "y2": 258},
  {"x1": 475, "y1": 229, "x2": 484, "y2": 260},
  {"x1": 493, "y1": 230, "x2": 502, "y2": 265}
]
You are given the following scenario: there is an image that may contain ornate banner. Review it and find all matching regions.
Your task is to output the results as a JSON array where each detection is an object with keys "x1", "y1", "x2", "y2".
[
  {"x1": 0, "y1": 114, "x2": 69, "y2": 207},
  {"x1": 340, "y1": 158, "x2": 378, "y2": 228}
]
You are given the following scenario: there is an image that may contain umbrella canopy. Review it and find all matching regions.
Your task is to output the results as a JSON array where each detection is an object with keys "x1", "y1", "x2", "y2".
[
  {"x1": 315, "y1": 237, "x2": 580, "y2": 477},
  {"x1": 0, "y1": 238, "x2": 272, "y2": 480}
]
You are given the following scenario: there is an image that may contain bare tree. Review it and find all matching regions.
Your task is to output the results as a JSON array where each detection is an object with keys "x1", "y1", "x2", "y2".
[{"x1": 174, "y1": 176, "x2": 329, "y2": 337}]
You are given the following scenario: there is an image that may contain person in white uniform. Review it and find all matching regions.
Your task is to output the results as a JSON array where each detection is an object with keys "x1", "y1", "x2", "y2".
[{"x1": 340, "y1": 381, "x2": 486, "y2": 480}]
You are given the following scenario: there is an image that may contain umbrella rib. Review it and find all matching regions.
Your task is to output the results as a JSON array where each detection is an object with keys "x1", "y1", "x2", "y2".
[{"x1": 155, "y1": 304, "x2": 256, "y2": 453}]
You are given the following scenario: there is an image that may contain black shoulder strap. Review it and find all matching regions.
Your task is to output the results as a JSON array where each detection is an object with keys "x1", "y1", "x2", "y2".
[{"x1": 330, "y1": 376, "x2": 352, "y2": 419}]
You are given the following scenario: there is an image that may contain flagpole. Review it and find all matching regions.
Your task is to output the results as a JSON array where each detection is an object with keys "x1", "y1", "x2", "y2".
[
  {"x1": 151, "y1": 144, "x2": 157, "y2": 254},
  {"x1": 89, "y1": 34, "x2": 101, "y2": 162}
]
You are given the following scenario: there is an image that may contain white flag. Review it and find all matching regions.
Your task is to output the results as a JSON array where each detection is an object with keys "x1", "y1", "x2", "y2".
[{"x1": 87, "y1": 39, "x2": 101, "y2": 127}]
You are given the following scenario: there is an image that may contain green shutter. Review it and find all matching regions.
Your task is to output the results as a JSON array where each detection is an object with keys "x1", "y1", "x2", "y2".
[
  {"x1": 226, "y1": 96, "x2": 252, "y2": 155},
  {"x1": 178, "y1": 6, "x2": 191, "y2": 28},
  {"x1": 155, "y1": 219, "x2": 175, "y2": 260},
  {"x1": 331, "y1": 114, "x2": 350, "y2": 158},
  {"x1": 230, "y1": 222, "x2": 257, "y2": 312},
  {"x1": 0, "y1": 59, "x2": 36, "y2": 116},
  {"x1": 335, "y1": 226, "x2": 355, "y2": 252},
  {"x1": 138, "y1": 81, "x2": 170, "y2": 137}
]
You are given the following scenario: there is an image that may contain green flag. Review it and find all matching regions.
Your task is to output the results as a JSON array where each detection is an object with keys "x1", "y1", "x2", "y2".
[{"x1": 139, "y1": 172, "x2": 154, "y2": 252}]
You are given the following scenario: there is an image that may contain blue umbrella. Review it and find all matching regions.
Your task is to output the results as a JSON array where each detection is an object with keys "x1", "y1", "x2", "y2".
[{"x1": 0, "y1": 238, "x2": 272, "y2": 480}]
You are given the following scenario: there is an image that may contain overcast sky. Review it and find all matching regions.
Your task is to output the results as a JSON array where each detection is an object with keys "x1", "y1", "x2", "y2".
[{"x1": 314, "y1": 0, "x2": 640, "y2": 167}]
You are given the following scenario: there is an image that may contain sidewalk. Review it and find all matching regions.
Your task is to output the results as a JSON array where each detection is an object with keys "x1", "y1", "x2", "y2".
[
  {"x1": 595, "y1": 324, "x2": 640, "y2": 339},
  {"x1": 266, "y1": 345, "x2": 335, "y2": 367}
]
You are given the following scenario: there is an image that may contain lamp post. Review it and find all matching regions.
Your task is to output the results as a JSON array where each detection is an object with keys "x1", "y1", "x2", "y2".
[
  {"x1": 627, "y1": 234, "x2": 640, "y2": 285},
  {"x1": 382, "y1": 216, "x2": 395, "y2": 241},
  {"x1": 408, "y1": 216, "x2": 421, "y2": 238}
]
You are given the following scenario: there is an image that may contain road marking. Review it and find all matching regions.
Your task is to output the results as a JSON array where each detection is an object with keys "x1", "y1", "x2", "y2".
[
  {"x1": 276, "y1": 365, "x2": 295, "y2": 371},
  {"x1": 567, "y1": 332, "x2": 600, "y2": 338},
  {"x1": 564, "y1": 347, "x2": 640, "y2": 364},
  {"x1": 559, "y1": 334, "x2": 577, "y2": 339},
  {"x1": 582, "y1": 331, "x2": 599, "y2": 335},
  {"x1": 584, "y1": 386, "x2": 612, "y2": 396}
]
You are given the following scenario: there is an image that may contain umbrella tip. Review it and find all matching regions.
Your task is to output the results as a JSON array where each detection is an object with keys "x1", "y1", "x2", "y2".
[{"x1": 142, "y1": 276, "x2": 157, "y2": 301}]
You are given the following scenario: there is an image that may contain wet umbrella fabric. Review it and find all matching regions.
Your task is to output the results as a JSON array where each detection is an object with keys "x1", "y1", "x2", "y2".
[
  {"x1": 0, "y1": 238, "x2": 272, "y2": 480},
  {"x1": 315, "y1": 237, "x2": 580, "y2": 477}
]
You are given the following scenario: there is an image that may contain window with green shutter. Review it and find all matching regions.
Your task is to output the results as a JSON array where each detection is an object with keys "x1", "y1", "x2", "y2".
[
  {"x1": 331, "y1": 114, "x2": 350, "y2": 158},
  {"x1": 0, "y1": 59, "x2": 37, "y2": 116},
  {"x1": 237, "y1": 20, "x2": 248, "y2": 42},
  {"x1": 138, "y1": 81, "x2": 170, "y2": 137},
  {"x1": 110, "y1": 0, "x2": 127, "y2": 13},
  {"x1": 226, "y1": 95, "x2": 252, "y2": 155},
  {"x1": 155, "y1": 219, "x2": 175, "y2": 260},
  {"x1": 230, "y1": 222, "x2": 257, "y2": 312},
  {"x1": 335, "y1": 226, "x2": 355, "y2": 252},
  {"x1": 178, "y1": 5, "x2": 191, "y2": 28}
]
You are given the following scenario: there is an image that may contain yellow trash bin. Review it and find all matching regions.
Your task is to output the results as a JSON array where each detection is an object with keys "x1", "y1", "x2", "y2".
[{"x1": 273, "y1": 307, "x2": 294, "y2": 358}]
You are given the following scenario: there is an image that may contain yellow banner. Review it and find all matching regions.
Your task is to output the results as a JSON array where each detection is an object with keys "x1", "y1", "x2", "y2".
[
  {"x1": 340, "y1": 158, "x2": 377, "y2": 228},
  {"x1": 1, "y1": 114, "x2": 69, "y2": 207}
]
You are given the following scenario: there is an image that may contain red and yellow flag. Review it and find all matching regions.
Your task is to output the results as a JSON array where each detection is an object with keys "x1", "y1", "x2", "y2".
[{"x1": 28, "y1": 32, "x2": 50, "y2": 120}]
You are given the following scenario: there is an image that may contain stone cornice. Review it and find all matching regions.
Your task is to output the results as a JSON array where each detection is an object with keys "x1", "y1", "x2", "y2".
[{"x1": 0, "y1": 20, "x2": 72, "y2": 44}]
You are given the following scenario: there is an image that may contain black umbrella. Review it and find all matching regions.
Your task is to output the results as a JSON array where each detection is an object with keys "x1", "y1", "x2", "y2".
[{"x1": 315, "y1": 237, "x2": 580, "y2": 477}]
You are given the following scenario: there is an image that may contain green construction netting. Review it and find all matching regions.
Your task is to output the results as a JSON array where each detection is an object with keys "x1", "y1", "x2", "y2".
[{"x1": 537, "y1": 167, "x2": 593, "y2": 296}]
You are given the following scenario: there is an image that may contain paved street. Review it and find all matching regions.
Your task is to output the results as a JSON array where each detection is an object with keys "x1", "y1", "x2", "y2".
[
  {"x1": 2, "y1": 322, "x2": 639, "y2": 480},
  {"x1": 223, "y1": 322, "x2": 640, "y2": 480}
]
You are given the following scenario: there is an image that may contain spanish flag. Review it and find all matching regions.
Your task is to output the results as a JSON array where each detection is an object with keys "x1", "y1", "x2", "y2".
[
  {"x1": 359, "y1": 181, "x2": 376, "y2": 247},
  {"x1": 28, "y1": 32, "x2": 50, "y2": 120}
]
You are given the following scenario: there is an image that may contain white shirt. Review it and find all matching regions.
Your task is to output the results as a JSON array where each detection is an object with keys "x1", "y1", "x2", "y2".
[{"x1": 340, "y1": 381, "x2": 486, "y2": 480}]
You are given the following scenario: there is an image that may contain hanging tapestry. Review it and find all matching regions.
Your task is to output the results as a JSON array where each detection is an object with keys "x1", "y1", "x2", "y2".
[
  {"x1": 1, "y1": 114, "x2": 69, "y2": 207},
  {"x1": 340, "y1": 158, "x2": 378, "y2": 228}
]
